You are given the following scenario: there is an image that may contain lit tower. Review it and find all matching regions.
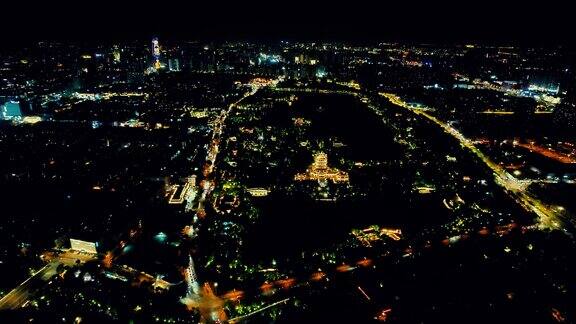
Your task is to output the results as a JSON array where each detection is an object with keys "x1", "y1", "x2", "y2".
[
  {"x1": 180, "y1": 254, "x2": 228, "y2": 322},
  {"x1": 151, "y1": 37, "x2": 161, "y2": 70},
  {"x1": 185, "y1": 254, "x2": 200, "y2": 297}
]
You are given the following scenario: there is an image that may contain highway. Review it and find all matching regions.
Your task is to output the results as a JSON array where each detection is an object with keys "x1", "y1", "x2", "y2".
[
  {"x1": 0, "y1": 263, "x2": 59, "y2": 311},
  {"x1": 0, "y1": 250, "x2": 97, "y2": 311},
  {"x1": 379, "y1": 92, "x2": 571, "y2": 233}
]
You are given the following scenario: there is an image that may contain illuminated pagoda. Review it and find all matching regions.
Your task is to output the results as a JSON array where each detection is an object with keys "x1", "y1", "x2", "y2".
[{"x1": 294, "y1": 152, "x2": 349, "y2": 183}]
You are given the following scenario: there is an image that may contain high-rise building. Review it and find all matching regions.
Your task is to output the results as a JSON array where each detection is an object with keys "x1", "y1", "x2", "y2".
[
  {"x1": 112, "y1": 47, "x2": 121, "y2": 63},
  {"x1": 152, "y1": 37, "x2": 161, "y2": 69},
  {"x1": 168, "y1": 58, "x2": 181, "y2": 72}
]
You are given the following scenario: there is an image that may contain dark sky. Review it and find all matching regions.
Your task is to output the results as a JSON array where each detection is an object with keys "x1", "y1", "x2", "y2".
[{"x1": 2, "y1": 0, "x2": 574, "y2": 45}]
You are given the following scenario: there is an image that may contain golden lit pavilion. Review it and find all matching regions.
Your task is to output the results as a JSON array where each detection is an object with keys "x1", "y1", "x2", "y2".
[{"x1": 294, "y1": 152, "x2": 349, "y2": 183}]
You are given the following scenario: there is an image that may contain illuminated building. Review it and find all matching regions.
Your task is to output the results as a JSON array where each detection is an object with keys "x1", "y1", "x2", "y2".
[
  {"x1": 294, "y1": 152, "x2": 349, "y2": 183},
  {"x1": 293, "y1": 117, "x2": 311, "y2": 127},
  {"x1": 247, "y1": 188, "x2": 269, "y2": 197},
  {"x1": 152, "y1": 37, "x2": 161, "y2": 69},
  {"x1": 185, "y1": 254, "x2": 200, "y2": 296},
  {"x1": 22, "y1": 116, "x2": 42, "y2": 124},
  {"x1": 1, "y1": 101, "x2": 22, "y2": 120},
  {"x1": 69, "y1": 238, "x2": 98, "y2": 254},
  {"x1": 168, "y1": 58, "x2": 181, "y2": 71},
  {"x1": 112, "y1": 48, "x2": 121, "y2": 63},
  {"x1": 351, "y1": 226, "x2": 402, "y2": 247},
  {"x1": 168, "y1": 182, "x2": 191, "y2": 204},
  {"x1": 186, "y1": 175, "x2": 197, "y2": 187}
]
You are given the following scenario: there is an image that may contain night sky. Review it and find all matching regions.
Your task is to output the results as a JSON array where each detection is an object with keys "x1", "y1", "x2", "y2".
[{"x1": 2, "y1": 0, "x2": 574, "y2": 45}]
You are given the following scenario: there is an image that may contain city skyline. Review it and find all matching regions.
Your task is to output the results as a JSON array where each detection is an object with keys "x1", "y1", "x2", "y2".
[
  {"x1": 1, "y1": 23, "x2": 575, "y2": 323},
  {"x1": 1, "y1": 1, "x2": 575, "y2": 45}
]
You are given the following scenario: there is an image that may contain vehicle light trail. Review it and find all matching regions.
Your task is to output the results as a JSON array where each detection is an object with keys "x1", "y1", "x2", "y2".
[
  {"x1": 379, "y1": 92, "x2": 572, "y2": 234},
  {"x1": 228, "y1": 298, "x2": 291, "y2": 323},
  {"x1": 358, "y1": 286, "x2": 372, "y2": 301}
]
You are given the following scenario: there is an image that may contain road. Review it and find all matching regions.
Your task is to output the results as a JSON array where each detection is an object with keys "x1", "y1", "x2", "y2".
[
  {"x1": 195, "y1": 84, "x2": 262, "y2": 216},
  {"x1": 271, "y1": 86, "x2": 571, "y2": 232},
  {"x1": 379, "y1": 92, "x2": 571, "y2": 232},
  {"x1": 0, "y1": 80, "x2": 272, "y2": 318},
  {"x1": 182, "y1": 81, "x2": 272, "y2": 322},
  {"x1": 0, "y1": 250, "x2": 98, "y2": 311},
  {"x1": 228, "y1": 298, "x2": 291, "y2": 323},
  {"x1": 0, "y1": 263, "x2": 60, "y2": 311},
  {"x1": 0, "y1": 81, "x2": 269, "y2": 318}
]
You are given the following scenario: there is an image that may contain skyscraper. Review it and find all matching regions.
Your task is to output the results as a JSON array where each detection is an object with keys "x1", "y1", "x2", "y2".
[
  {"x1": 112, "y1": 46, "x2": 121, "y2": 63},
  {"x1": 152, "y1": 37, "x2": 161, "y2": 69},
  {"x1": 168, "y1": 58, "x2": 180, "y2": 72}
]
